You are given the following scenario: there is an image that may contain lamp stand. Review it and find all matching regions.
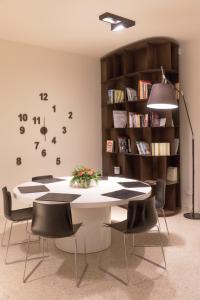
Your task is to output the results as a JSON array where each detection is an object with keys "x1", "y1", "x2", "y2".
[
  {"x1": 161, "y1": 67, "x2": 200, "y2": 219},
  {"x1": 184, "y1": 138, "x2": 200, "y2": 219},
  {"x1": 176, "y1": 90, "x2": 200, "y2": 219}
]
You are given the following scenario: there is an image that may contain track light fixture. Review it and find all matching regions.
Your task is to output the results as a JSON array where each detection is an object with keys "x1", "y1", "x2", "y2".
[{"x1": 99, "y1": 12, "x2": 135, "y2": 31}]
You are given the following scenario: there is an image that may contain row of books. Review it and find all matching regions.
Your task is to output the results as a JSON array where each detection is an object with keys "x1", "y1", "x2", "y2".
[
  {"x1": 107, "y1": 139, "x2": 178, "y2": 156},
  {"x1": 108, "y1": 89, "x2": 124, "y2": 104},
  {"x1": 151, "y1": 143, "x2": 170, "y2": 156},
  {"x1": 129, "y1": 112, "x2": 149, "y2": 128},
  {"x1": 113, "y1": 110, "x2": 171, "y2": 128},
  {"x1": 107, "y1": 81, "x2": 180, "y2": 103},
  {"x1": 138, "y1": 80, "x2": 152, "y2": 99}
]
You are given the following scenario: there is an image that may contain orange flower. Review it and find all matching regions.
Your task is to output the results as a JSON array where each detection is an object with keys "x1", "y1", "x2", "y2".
[
  {"x1": 88, "y1": 170, "x2": 94, "y2": 176},
  {"x1": 78, "y1": 171, "x2": 83, "y2": 176}
]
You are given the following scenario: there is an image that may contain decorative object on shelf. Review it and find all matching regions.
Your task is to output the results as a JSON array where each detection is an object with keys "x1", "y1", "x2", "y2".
[
  {"x1": 71, "y1": 166, "x2": 101, "y2": 188},
  {"x1": 147, "y1": 66, "x2": 200, "y2": 220},
  {"x1": 99, "y1": 12, "x2": 135, "y2": 31},
  {"x1": 106, "y1": 140, "x2": 114, "y2": 152},
  {"x1": 114, "y1": 166, "x2": 120, "y2": 175}
]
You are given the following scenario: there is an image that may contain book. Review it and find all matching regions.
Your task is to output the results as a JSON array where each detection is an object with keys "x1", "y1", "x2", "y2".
[
  {"x1": 167, "y1": 167, "x2": 178, "y2": 181},
  {"x1": 126, "y1": 87, "x2": 137, "y2": 101},
  {"x1": 159, "y1": 117, "x2": 166, "y2": 127},
  {"x1": 106, "y1": 140, "x2": 114, "y2": 152},
  {"x1": 151, "y1": 143, "x2": 170, "y2": 156},
  {"x1": 128, "y1": 112, "x2": 149, "y2": 128},
  {"x1": 136, "y1": 141, "x2": 151, "y2": 155},
  {"x1": 118, "y1": 137, "x2": 131, "y2": 153},
  {"x1": 108, "y1": 89, "x2": 124, "y2": 104},
  {"x1": 113, "y1": 110, "x2": 127, "y2": 128},
  {"x1": 138, "y1": 80, "x2": 152, "y2": 99},
  {"x1": 174, "y1": 138, "x2": 179, "y2": 154}
]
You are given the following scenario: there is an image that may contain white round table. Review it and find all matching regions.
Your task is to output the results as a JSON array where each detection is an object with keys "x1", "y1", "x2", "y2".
[{"x1": 13, "y1": 177, "x2": 151, "y2": 253}]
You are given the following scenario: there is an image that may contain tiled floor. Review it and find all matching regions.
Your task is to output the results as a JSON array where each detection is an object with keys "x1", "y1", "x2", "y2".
[{"x1": 0, "y1": 207, "x2": 200, "y2": 300}]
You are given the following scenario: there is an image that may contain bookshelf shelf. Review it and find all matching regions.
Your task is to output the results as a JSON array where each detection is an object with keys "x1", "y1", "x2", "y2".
[{"x1": 101, "y1": 37, "x2": 180, "y2": 213}]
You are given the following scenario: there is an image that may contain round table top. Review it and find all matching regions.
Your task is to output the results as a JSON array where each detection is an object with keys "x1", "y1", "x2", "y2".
[{"x1": 13, "y1": 176, "x2": 152, "y2": 208}]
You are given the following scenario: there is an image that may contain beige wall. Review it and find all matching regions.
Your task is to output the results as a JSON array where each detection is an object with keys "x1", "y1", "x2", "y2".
[
  {"x1": 0, "y1": 40, "x2": 101, "y2": 211},
  {"x1": 179, "y1": 39, "x2": 200, "y2": 211}
]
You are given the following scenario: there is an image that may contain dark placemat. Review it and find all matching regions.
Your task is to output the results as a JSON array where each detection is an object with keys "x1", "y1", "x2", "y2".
[
  {"x1": 118, "y1": 181, "x2": 149, "y2": 188},
  {"x1": 36, "y1": 193, "x2": 81, "y2": 202},
  {"x1": 18, "y1": 185, "x2": 49, "y2": 194},
  {"x1": 33, "y1": 178, "x2": 66, "y2": 184},
  {"x1": 102, "y1": 189, "x2": 145, "y2": 200}
]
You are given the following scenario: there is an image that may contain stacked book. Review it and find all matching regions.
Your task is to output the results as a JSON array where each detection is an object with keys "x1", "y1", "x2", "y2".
[
  {"x1": 129, "y1": 112, "x2": 149, "y2": 128},
  {"x1": 113, "y1": 110, "x2": 127, "y2": 128},
  {"x1": 138, "y1": 80, "x2": 152, "y2": 99},
  {"x1": 136, "y1": 141, "x2": 151, "y2": 155},
  {"x1": 125, "y1": 87, "x2": 138, "y2": 101},
  {"x1": 151, "y1": 143, "x2": 170, "y2": 156},
  {"x1": 108, "y1": 89, "x2": 124, "y2": 104}
]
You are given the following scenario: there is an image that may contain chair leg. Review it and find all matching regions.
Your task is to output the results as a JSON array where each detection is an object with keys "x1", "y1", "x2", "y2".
[
  {"x1": 157, "y1": 225, "x2": 167, "y2": 269},
  {"x1": 1, "y1": 219, "x2": 7, "y2": 247},
  {"x1": 123, "y1": 234, "x2": 129, "y2": 284},
  {"x1": 23, "y1": 233, "x2": 31, "y2": 283},
  {"x1": 98, "y1": 228, "x2": 129, "y2": 285},
  {"x1": 5, "y1": 222, "x2": 13, "y2": 264},
  {"x1": 74, "y1": 237, "x2": 78, "y2": 287},
  {"x1": 73, "y1": 234, "x2": 88, "y2": 288},
  {"x1": 161, "y1": 208, "x2": 170, "y2": 237}
]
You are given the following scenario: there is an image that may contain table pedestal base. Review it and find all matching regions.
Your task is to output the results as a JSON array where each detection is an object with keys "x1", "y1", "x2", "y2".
[{"x1": 55, "y1": 206, "x2": 111, "y2": 254}]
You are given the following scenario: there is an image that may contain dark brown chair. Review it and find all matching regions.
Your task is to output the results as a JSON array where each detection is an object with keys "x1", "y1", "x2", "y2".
[
  {"x1": 1, "y1": 187, "x2": 33, "y2": 264},
  {"x1": 99, "y1": 196, "x2": 166, "y2": 285},
  {"x1": 23, "y1": 202, "x2": 88, "y2": 287}
]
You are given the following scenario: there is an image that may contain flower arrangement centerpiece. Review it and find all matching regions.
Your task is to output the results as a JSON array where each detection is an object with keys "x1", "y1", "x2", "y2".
[{"x1": 71, "y1": 166, "x2": 101, "y2": 188}]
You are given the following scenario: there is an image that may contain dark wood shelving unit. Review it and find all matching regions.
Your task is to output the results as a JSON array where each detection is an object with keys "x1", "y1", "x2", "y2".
[{"x1": 101, "y1": 37, "x2": 180, "y2": 215}]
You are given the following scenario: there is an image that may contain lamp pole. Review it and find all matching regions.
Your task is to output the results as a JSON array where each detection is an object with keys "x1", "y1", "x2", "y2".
[{"x1": 162, "y1": 69, "x2": 200, "y2": 219}]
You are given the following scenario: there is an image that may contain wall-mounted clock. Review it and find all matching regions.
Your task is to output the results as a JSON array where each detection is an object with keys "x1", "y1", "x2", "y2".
[{"x1": 16, "y1": 92, "x2": 73, "y2": 166}]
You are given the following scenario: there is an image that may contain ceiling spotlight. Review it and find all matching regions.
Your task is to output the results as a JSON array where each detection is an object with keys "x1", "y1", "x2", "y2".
[{"x1": 99, "y1": 12, "x2": 135, "y2": 31}]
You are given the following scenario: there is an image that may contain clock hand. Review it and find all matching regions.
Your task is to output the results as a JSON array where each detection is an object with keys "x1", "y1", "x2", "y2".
[{"x1": 44, "y1": 116, "x2": 46, "y2": 141}]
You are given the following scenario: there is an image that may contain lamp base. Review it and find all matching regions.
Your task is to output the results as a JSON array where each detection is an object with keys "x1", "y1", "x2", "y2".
[{"x1": 184, "y1": 212, "x2": 200, "y2": 220}]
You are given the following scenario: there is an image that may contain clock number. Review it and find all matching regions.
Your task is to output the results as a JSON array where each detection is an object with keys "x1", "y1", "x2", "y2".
[
  {"x1": 16, "y1": 157, "x2": 22, "y2": 166},
  {"x1": 20, "y1": 126, "x2": 25, "y2": 134},
  {"x1": 62, "y1": 126, "x2": 67, "y2": 134},
  {"x1": 34, "y1": 142, "x2": 39, "y2": 149},
  {"x1": 41, "y1": 149, "x2": 47, "y2": 157},
  {"x1": 33, "y1": 117, "x2": 41, "y2": 124},
  {"x1": 39, "y1": 93, "x2": 48, "y2": 101},
  {"x1": 56, "y1": 157, "x2": 61, "y2": 165},
  {"x1": 18, "y1": 113, "x2": 28, "y2": 122},
  {"x1": 52, "y1": 137, "x2": 56, "y2": 144},
  {"x1": 52, "y1": 105, "x2": 56, "y2": 112},
  {"x1": 68, "y1": 111, "x2": 73, "y2": 119}
]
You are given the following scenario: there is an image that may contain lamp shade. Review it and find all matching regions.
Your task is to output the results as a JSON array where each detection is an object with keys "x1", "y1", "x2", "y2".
[{"x1": 147, "y1": 83, "x2": 178, "y2": 109}]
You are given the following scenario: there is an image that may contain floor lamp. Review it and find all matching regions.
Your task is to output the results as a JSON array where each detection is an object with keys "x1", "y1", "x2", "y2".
[{"x1": 147, "y1": 66, "x2": 200, "y2": 220}]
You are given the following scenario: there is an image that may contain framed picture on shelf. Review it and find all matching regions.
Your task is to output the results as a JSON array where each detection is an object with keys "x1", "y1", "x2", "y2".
[{"x1": 106, "y1": 140, "x2": 114, "y2": 152}]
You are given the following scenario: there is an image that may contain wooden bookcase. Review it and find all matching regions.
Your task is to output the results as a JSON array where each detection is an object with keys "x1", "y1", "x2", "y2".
[{"x1": 101, "y1": 37, "x2": 180, "y2": 215}]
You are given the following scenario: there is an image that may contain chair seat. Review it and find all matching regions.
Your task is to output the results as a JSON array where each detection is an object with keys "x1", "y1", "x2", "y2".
[
  {"x1": 10, "y1": 207, "x2": 33, "y2": 222},
  {"x1": 106, "y1": 220, "x2": 155, "y2": 234},
  {"x1": 31, "y1": 222, "x2": 82, "y2": 238}
]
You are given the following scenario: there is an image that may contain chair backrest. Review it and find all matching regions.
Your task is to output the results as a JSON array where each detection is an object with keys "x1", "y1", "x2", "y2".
[
  {"x1": 32, "y1": 175, "x2": 53, "y2": 182},
  {"x1": 155, "y1": 179, "x2": 166, "y2": 208},
  {"x1": 127, "y1": 196, "x2": 157, "y2": 233},
  {"x1": 32, "y1": 202, "x2": 74, "y2": 238},
  {"x1": 2, "y1": 187, "x2": 12, "y2": 219}
]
